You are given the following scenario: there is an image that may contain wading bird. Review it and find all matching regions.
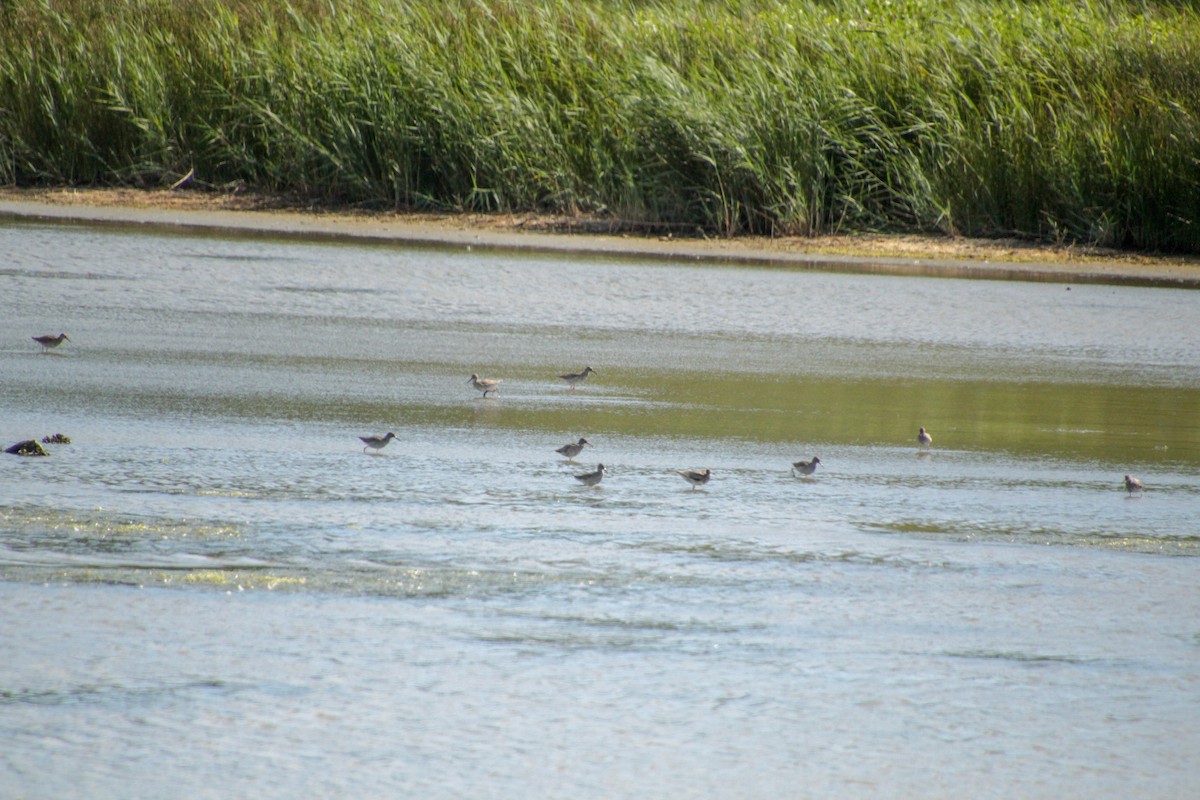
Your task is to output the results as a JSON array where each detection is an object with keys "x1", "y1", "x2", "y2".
[
  {"x1": 33, "y1": 333, "x2": 70, "y2": 353},
  {"x1": 556, "y1": 437, "x2": 591, "y2": 460},
  {"x1": 359, "y1": 432, "x2": 396, "y2": 454},
  {"x1": 677, "y1": 468, "x2": 712, "y2": 490},
  {"x1": 574, "y1": 463, "x2": 606, "y2": 487},
  {"x1": 559, "y1": 366, "x2": 596, "y2": 390},
  {"x1": 791, "y1": 457, "x2": 821, "y2": 477},
  {"x1": 468, "y1": 373, "x2": 502, "y2": 398}
]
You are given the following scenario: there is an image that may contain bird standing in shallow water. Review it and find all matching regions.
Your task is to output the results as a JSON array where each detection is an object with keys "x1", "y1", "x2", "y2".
[
  {"x1": 359, "y1": 432, "x2": 396, "y2": 453},
  {"x1": 677, "y1": 468, "x2": 712, "y2": 490},
  {"x1": 791, "y1": 457, "x2": 821, "y2": 477},
  {"x1": 556, "y1": 437, "x2": 591, "y2": 460},
  {"x1": 468, "y1": 373, "x2": 502, "y2": 398},
  {"x1": 1124, "y1": 474, "x2": 1144, "y2": 495},
  {"x1": 559, "y1": 366, "x2": 596, "y2": 390},
  {"x1": 33, "y1": 333, "x2": 70, "y2": 353},
  {"x1": 574, "y1": 463, "x2": 606, "y2": 486},
  {"x1": 917, "y1": 427, "x2": 933, "y2": 448}
]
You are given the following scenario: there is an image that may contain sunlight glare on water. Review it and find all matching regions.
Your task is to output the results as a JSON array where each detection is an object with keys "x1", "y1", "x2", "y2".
[{"x1": 2, "y1": 219, "x2": 1199, "y2": 799}]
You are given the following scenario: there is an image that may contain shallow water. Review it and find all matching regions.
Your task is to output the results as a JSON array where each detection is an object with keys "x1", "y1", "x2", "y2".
[{"x1": 2, "y1": 218, "x2": 1199, "y2": 798}]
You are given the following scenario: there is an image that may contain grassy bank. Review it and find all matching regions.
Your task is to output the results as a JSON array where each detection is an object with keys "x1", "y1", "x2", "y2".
[{"x1": 2, "y1": 0, "x2": 1199, "y2": 251}]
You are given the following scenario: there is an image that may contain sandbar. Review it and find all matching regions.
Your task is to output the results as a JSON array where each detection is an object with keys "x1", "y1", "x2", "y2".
[{"x1": 2, "y1": 187, "x2": 1198, "y2": 287}]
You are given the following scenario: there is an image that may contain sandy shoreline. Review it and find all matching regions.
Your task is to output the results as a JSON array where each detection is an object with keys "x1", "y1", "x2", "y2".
[{"x1": 3, "y1": 187, "x2": 1199, "y2": 287}]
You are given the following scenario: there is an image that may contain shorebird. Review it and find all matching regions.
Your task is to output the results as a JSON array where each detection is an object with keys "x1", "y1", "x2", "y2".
[
  {"x1": 791, "y1": 457, "x2": 821, "y2": 477},
  {"x1": 468, "y1": 373, "x2": 502, "y2": 398},
  {"x1": 1124, "y1": 474, "x2": 1144, "y2": 495},
  {"x1": 556, "y1": 437, "x2": 591, "y2": 460},
  {"x1": 917, "y1": 427, "x2": 933, "y2": 448},
  {"x1": 33, "y1": 333, "x2": 70, "y2": 353},
  {"x1": 677, "y1": 468, "x2": 712, "y2": 490},
  {"x1": 559, "y1": 366, "x2": 596, "y2": 390},
  {"x1": 359, "y1": 432, "x2": 396, "y2": 453},
  {"x1": 574, "y1": 463, "x2": 606, "y2": 487}
]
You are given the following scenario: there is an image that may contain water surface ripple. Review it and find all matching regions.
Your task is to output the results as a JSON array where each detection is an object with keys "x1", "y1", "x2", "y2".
[{"x1": 2, "y1": 220, "x2": 1198, "y2": 798}]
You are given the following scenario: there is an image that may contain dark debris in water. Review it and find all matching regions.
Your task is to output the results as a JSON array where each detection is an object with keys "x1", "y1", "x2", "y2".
[
  {"x1": 41, "y1": 433, "x2": 71, "y2": 444},
  {"x1": 0, "y1": 679, "x2": 231, "y2": 707},
  {"x1": 940, "y1": 649, "x2": 1103, "y2": 667},
  {"x1": 5, "y1": 439, "x2": 48, "y2": 456}
]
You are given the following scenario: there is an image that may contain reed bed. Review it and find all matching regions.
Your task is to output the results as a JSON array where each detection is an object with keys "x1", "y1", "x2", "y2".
[{"x1": 2, "y1": 0, "x2": 1199, "y2": 250}]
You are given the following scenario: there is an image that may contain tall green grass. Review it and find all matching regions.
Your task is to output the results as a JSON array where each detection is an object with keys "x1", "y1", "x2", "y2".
[{"x1": 2, "y1": 0, "x2": 1199, "y2": 250}]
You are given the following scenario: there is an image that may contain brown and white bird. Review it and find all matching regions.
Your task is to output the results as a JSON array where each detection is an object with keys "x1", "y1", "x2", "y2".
[
  {"x1": 1124, "y1": 474, "x2": 1144, "y2": 496},
  {"x1": 574, "y1": 463, "x2": 606, "y2": 487},
  {"x1": 556, "y1": 437, "x2": 591, "y2": 460},
  {"x1": 677, "y1": 468, "x2": 712, "y2": 490},
  {"x1": 791, "y1": 457, "x2": 821, "y2": 477},
  {"x1": 33, "y1": 333, "x2": 70, "y2": 353},
  {"x1": 359, "y1": 432, "x2": 396, "y2": 454},
  {"x1": 917, "y1": 427, "x2": 933, "y2": 448},
  {"x1": 559, "y1": 366, "x2": 596, "y2": 390},
  {"x1": 468, "y1": 373, "x2": 502, "y2": 398}
]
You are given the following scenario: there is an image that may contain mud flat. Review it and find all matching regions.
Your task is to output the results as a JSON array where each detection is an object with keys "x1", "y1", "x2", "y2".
[{"x1": 2, "y1": 187, "x2": 1199, "y2": 287}]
